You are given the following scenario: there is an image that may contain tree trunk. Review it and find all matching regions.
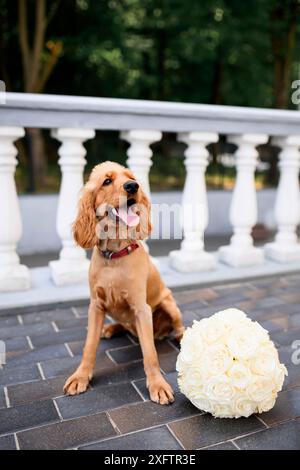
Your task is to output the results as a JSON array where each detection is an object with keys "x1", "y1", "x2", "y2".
[
  {"x1": 271, "y1": 0, "x2": 299, "y2": 109},
  {"x1": 26, "y1": 128, "x2": 47, "y2": 191},
  {"x1": 18, "y1": 0, "x2": 62, "y2": 192},
  {"x1": 157, "y1": 29, "x2": 166, "y2": 100}
]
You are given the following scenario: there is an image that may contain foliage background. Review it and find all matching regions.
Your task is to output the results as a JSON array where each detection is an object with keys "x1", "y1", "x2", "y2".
[{"x1": 0, "y1": 0, "x2": 299, "y2": 192}]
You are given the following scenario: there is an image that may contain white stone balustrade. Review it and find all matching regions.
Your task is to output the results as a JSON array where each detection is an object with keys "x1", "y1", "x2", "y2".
[
  {"x1": 0, "y1": 127, "x2": 31, "y2": 292},
  {"x1": 1, "y1": 93, "x2": 300, "y2": 294},
  {"x1": 170, "y1": 132, "x2": 218, "y2": 272},
  {"x1": 49, "y1": 128, "x2": 95, "y2": 286},
  {"x1": 265, "y1": 136, "x2": 300, "y2": 262},
  {"x1": 219, "y1": 134, "x2": 268, "y2": 267}
]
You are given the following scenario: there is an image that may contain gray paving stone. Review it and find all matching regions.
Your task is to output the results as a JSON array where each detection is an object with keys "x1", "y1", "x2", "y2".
[
  {"x1": 180, "y1": 309, "x2": 198, "y2": 327},
  {"x1": 6, "y1": 348, "x2": 30, "y2": 363},
  {"x1": 39, "y1": 355, "x2": 83, "y2": 379},
  {"x1": 0, "y1": 363, "x2": 40, "y2": 386},
  {"x1": 279, "y1": 347, "x2": 300, "y2": 390},
  {"x1": 30, "y1": 327, "x2": 87, "y2": 348},
  {"x1": 92, "y1": 361, "x2": 145, "y2": 387},
  {"x1": 174, "y1": 288, "x2": 218, "y2": 305},
  {"x1": 68, "y1": 335, "x2": 133, "y2": 356},
  {"x1": 272, "y1": 327, "x2": 300, "y2": 348},
  {"x1": 7, "y1": 376, "x2": 66, "y2": 406},
  {"x1": 21, "y1": 308, "x2": 75, "y2": 325},
  {"x1": 251, "y1": 303, "x2": 300, "y2": 321},
  {"x1": 188, "y1": 305, "x2": 222, "y2": 319},
  {"x1": 202, "y1": 441, "x2": 237, "y2": 450},
  {"x1": 0, "y1": 316, "x2": 19, "y2": 328},
  {"x1": 280, "y1": 292, "x2": 300, "y2": 304},
  {"x1": 80, "y1": 426, "x2": 182, "y2": 450},
  {"x1": 17, "y1": 412, "x2": 116, "y2": 450},
  {"x1": 0, "y1": 322, "x2": 54, "y2": 340},
  {"x1": 259, "y1": 387, "x2": 300, "y2": 425},
  {"x1": 108, "y1": 393, "x2": 200, "y2": 434},
  {"x1": 159, "y1": 352, "x2": 178, "y2": 374},
  {"x1": 54, "y1": 316, "x2": 87, "y2": 330},
  {"x1": 168, "y1": 414, "x2": 265, "y2": 450},
  {"x1": 235, "y1": 419, "x2": 300, "y2": 450},
  {"x1": 204, "y1": 292, "x2": 248, "y2": 308},
  {"x1": 4, "y1": 336, "x2": 29, "y2": 352},
  {"x1": 0, "y1": 399, "x2": 59, "y2": 435},
  {"x1": 108, "y1": 341, "x2": 174, "y2": 364},
  {"x1": 73, "y1": 306, "x2": 89, "y2": 317},
  {"x1": 0, "y1": 435, "x2": 16, "y2": 450},
  {"x1": 5, "y1": 344, "x2": 69, "y2": 368},
  {"x1": 56, "y1": 382, "x2": 142, "y2": 419},
  {"x1": 41, "y1": 354, "x2": 113, "y2": 379},
  {"x1": 0, "y1": 387, "x2": 6, "y2": 409}
]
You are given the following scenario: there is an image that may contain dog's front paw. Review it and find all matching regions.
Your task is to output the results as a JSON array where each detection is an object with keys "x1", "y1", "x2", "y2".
[
  {"x1": 63, "y1": 370, "x2": 91, "y2": 395},
  {"x1": 147, "y1": 376, "x2": 174, "y2": 405}
]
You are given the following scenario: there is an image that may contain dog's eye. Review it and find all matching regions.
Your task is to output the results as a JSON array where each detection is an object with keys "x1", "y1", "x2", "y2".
[{"x1": 103, "y1": 178, "x2": 112, "y2": 186}]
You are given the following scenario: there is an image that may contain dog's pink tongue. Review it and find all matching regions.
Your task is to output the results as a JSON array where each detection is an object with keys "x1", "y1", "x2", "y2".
[{"x1": 117, "y1": 206, "x2": 140, "y2": 227}]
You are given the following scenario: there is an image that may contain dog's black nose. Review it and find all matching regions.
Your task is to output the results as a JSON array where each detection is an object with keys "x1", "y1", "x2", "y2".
[{"x1": 123, "y1": 180, "x2": 139, "y2": 194}]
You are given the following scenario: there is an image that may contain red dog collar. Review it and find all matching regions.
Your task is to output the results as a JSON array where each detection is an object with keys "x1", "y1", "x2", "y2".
[{"x1": 100, "y1": 243, "x2": 139, "y2": 260}]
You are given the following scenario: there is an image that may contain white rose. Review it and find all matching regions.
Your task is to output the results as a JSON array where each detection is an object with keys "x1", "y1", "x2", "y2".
[
  {"x1": 200, "y1": 343, "x2": 233, "y2": 376},
  {"x1": 233, "y1": 397, "x2": 256, "y2": 418},
  {"x1": 179, "y1": 328, "x2": 204, "y2": 364},
  {"x1": 179, "y1": 367, "x2": 204, "y2": 398},
  {"x1": 209, "y1": 403, "x2": 236, "y2": 418},
  {"x1": 252, "y1": 321, "x2": 270, "y2": 342},
  {"x1": 214, "y1": 308, "x2": 247, "y2": 323},
  {"x1": 257, "y1": 394, "x2": 277, "y2": 413},
  {"x1": 193, "y1": 318, "x2": 225, "y2": 344},
  {"x1": 250, "y1": 345, "x2": 277, "y2": 376},
  {"x1": 190, "y1": 397, "x2": 211, "y2": 413},
  {"x1": 247, "y1": 376, "x2": 275, "y2": 402},
  {"x1": 227, "y1": 362, "x2": 252, "y2": 389},
  {"x1": 204, "y1": 375, "x2": 236, "y2": 403},
  {"x1": 227, "y1": 325, "x2": 260, "y2": 359},
  {"x1": 273, "y1": 364, "x2": 288, "y2": 391}
]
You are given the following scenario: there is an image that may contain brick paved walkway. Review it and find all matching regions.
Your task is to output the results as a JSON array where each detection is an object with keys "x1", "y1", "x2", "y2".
[{"x1": 0, "y1": 274, "x2": 300, "y2": 450}]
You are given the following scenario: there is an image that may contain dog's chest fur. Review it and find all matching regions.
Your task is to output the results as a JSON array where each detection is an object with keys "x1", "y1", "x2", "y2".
[{"x1": 95, "y1": 265, "x2": 139, "y2": 334}]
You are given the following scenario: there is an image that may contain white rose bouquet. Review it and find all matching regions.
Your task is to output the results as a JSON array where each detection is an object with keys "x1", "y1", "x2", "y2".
[{"x1": 176, "y1": 308, "x2": 287, "y2": 418}]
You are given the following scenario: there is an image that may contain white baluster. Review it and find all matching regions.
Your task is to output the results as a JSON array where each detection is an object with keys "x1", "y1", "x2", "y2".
[
  {"x1": 219, "y1": 133, "x2": 268, "y2": 267},
  {"x1": 265, "y1": 136, "x2": 300, "y2": 262},
  {"x1": 49, "y1": 128, "x2": 95, "y2": 286},
  {"x1": 169, "y1": 132, "x2": 218, "y2": 272},
  {"x1": 0, "y1": 127, "x2": 30, "y2": 292},
  {"x1": 121, "y1": 130, "x2": 162, "y2": 261},
  {"x1": 121, "y1": 129, "x2": 162, "y2": 197}
]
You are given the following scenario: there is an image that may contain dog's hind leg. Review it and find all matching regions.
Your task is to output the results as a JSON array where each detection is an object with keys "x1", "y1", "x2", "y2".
[
  {"x1": 158, "y1": 293, "x2": 185, "y2": 342},
  {"x1": 101, "y1": 322, "x2": 126, "y2": 339}
]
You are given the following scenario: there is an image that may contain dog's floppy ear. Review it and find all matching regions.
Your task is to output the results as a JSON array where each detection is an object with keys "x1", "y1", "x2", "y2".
[
  {"x1": 73, "y1": 184, "x2": 98, "y2": 249},
  {"x1": 137, "y1": 190, "x2": 152, "y2": 240}
]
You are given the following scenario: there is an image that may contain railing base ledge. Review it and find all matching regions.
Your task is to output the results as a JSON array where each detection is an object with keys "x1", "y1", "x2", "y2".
[
  {"x1": 1, "y1": 255, "x2": 300, "y2": 312},
  {"x1": 218, "y1": 245, "x2": 264, "y2": 267},
  {"x1": 265, "y1": 242, "x2": 300, "y2": 263},
  {"x1": 49, "y1": 259, "x2": 90, "y2": 286},
  {"x1": 169, "y1": 249, "x2": 216, "y2": 272},
  {"x1": 0, "y1": 265, "x2": 31, "y2": 293}
]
